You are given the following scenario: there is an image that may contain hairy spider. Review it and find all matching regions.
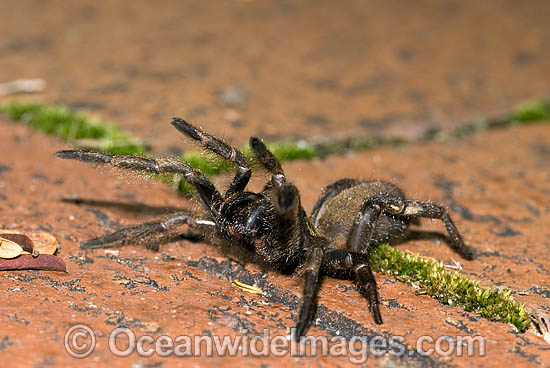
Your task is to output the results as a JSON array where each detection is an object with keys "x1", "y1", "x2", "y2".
[{"x1": 56, "y1": 118, "x2": 474, "y2": 340}]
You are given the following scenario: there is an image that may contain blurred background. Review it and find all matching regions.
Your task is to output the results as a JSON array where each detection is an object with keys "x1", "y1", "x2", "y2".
[{"x1": 0, "y1": 0, "x2": 549, "y2": 153}]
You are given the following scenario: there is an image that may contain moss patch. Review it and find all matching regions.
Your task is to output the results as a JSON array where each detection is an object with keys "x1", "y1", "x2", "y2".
[
  {"x1": 511, "y1": 98, "x2": 550, "y2": 123},
  {"x1": 443, "y1": 97, "x2": 550, "y2": 140},
  {"x1": 0, "y1": 101, "x2": 315, "y2": 193},
  {"x1": 0, "y1": 101, "x2": 146, "y2": 155},
  {"x1": 370, "y1": 243, "x2": 531, "y2": 332}
]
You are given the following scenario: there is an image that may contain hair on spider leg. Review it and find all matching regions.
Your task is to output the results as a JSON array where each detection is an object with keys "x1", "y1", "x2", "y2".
[{"x1": 56, "y1": 117, "x2": 475, "y2": 340}]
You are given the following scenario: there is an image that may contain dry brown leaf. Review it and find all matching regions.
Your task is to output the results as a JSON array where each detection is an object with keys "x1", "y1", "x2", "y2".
[
  {"x1": 0, "y1": 233, "x2": 34, "y2": 253},
  {"x1": 0, "y1": 230, "x2": 58, "y2": 256},
  {"x1": 26, "y1": 231, "x2": 58, "y2": 255},
  {"x1": 0, "y1": 237, "x2": 25, "y2": 259}
]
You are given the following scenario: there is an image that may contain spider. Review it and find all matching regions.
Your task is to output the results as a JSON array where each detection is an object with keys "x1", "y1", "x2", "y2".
[{"x1": 56, "y1": 118, "x2": 474, "y2": 340}]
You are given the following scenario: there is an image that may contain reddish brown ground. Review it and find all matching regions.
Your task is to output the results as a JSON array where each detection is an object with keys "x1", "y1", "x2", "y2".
[
  {"x1": 2, "y1": 119, "x2": 550, "y2": 367},
  {"x1": 1, "y1": 1, "x2": 550, "y2": 367}
]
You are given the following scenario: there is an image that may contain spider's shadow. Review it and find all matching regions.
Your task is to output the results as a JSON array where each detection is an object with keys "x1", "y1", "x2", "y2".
[
  {"x1": 61, "y1": 197, "x2": 191, "y2": 217},
  {"x1": 61, "y1": 197, "x2": 208, "y2": 244},
  {"x1": 403, "y1": 229, "x2": 451, "y2": 246},
  {"x1": 400, "y1": 229, "x2": 474, "y2": 258}
]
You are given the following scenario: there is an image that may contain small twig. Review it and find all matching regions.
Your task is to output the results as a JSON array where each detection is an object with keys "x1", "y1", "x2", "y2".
[
  {"x1": 444, "y1": 257, "x2": 462, "y2": 270},
  {"x1": 232, "y1": 279, "x2": 264, "y2": 295},
  {"x1": 0, "y1": 79, "x2": 46, "y2": 96}
]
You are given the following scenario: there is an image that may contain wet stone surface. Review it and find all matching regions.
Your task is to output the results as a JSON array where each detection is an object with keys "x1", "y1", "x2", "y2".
[{"x1": 1, "y1": 117, "x2": 550, "y2": 367}]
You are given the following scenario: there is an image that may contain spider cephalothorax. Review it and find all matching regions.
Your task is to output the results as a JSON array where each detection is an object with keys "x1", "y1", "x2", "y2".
[{"x1": 56, "y1": 118, "x2": 474, "y2": 340}]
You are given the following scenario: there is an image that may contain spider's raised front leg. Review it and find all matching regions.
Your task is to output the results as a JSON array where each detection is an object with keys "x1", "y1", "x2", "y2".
[
  {"x1": 80, "y1": 213, "x2": 215, "y2": 250},
  {"x1": 171, "y1": 118, "x2": 251, "y2": 198},
  {"x1": 249, "y1": 136, "x2": 306, "y2": 241},
  {"x1": 249, "y1": 136, "x2": 303, "y2": 220},
  {"x1": 249, "y1": 137, "x2": 285, "y2": 186},
  {"x1": 55, "y1": 150, "x2": 223, "y2": 218}
]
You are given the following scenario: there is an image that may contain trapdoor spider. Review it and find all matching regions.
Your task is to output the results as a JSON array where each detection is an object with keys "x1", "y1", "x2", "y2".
[{"x1": 56, "y1": 118, "x2": 474, "y2": 340}]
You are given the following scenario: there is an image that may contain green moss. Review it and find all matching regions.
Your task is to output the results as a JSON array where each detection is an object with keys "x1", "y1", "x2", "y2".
[
  {"x1": 511, "y1": 98, "x2": 550, "y2": 123},
  {"x1": 4, "y1": 98, "x2": 549, "y2": 189},
  {"x1": 265, "y1": 141, "x2": 316, "y2": 161},
  {"x1": 0, "y1": 101, "x2": 146, "y2": 155},
  {"x1": 369, "y1": 243, "x2": 531, "y2": 332}
]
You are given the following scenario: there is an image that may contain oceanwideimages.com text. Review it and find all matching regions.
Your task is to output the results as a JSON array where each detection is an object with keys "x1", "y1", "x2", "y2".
[{"x1": 65, "y1": 324, "x2": 486, "y2": 364}]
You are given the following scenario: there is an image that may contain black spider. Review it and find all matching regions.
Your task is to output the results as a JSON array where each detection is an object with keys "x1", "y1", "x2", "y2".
[{"x1": 55, "y1": 118, "x2": 474, "y2": 340}]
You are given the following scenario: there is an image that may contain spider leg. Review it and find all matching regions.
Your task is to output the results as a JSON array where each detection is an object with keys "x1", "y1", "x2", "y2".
[
  {"x1": 402, "y1": 200, "x2": 473, "y2": 260},
  {"x1": 294, "y1": 245, "x2": 324, "y2": 340},
  {"x1": 248, "y1": 136, "x2": 303, "y2": 226},
  {"x1": 355, "y1": 261, "x2": 383, "y2": 323},
  {"x1": 346, "y1": 194, "x2": 405, "y2": 252},
  {"x1": 80, "y1": 213, "x2": 214, "y2": 249},
  {"x1": 322, "y1": 194, "x2": 408, "y2": 326},
  {"x1": 55, "y1": 150, "x2": 223, "y2": 218},
  {"x1": 248, "y1": 136, "x2": 302, "y2": 220},
  {"x1": 325, "y1": 249, "x2": 383, "y2": 325},
  {"x1": 345, "y1": 193, "x2": 473, "y2": 260},
  {"x1": 246, "y1": 136, "x2": 321, "y2": 339},
  {"x1": 170, "y1": 118, "x2": 251, "y2": 198},
  {"x1": 249, "y1": 137, "x2": 285, "y2": 185}
]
